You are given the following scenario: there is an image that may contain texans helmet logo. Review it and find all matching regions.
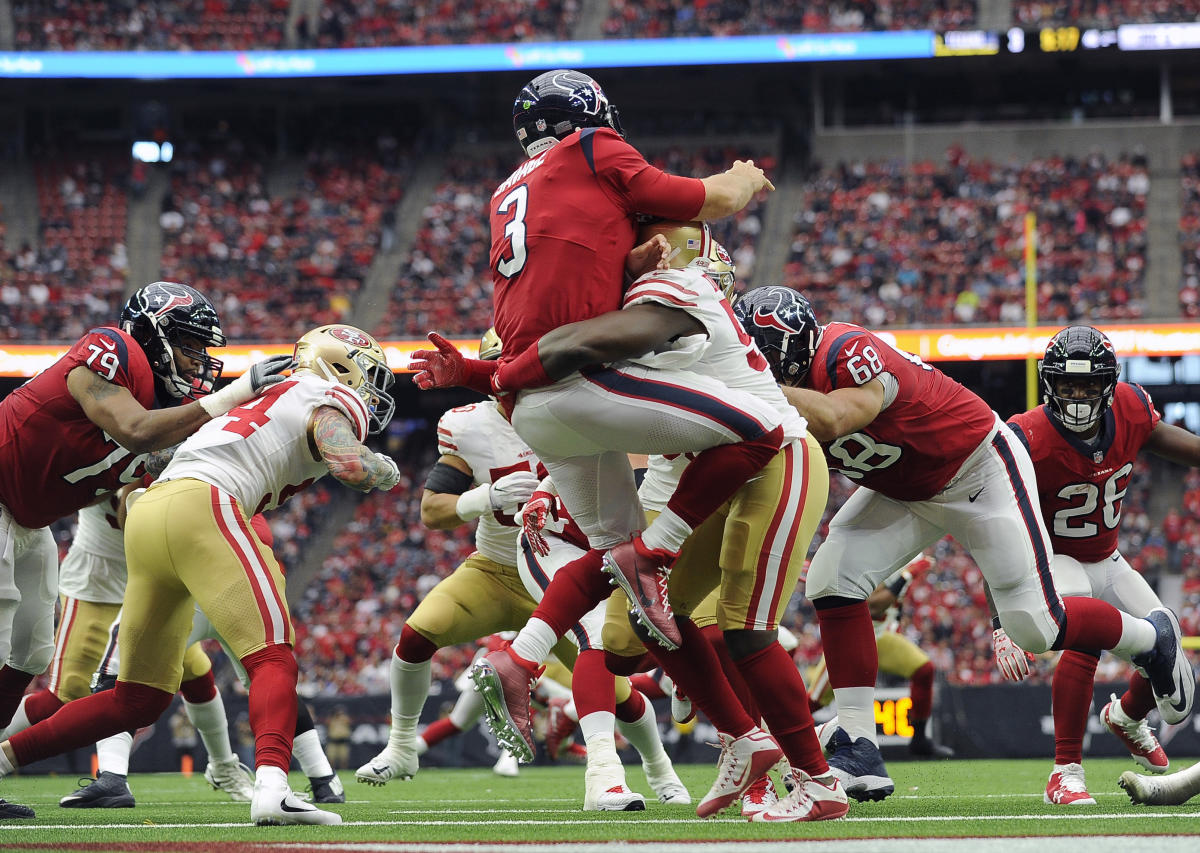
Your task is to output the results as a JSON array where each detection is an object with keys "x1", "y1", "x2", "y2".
[
  {"x1": 147, "y1": 284, "x2": 194, "y2": 316},
  {"x1": 753, "y1": 307, "x2": 802, "y2": 334},
  {"x1": 329, "y1": 326, "x2": 372, "y2": 347}
]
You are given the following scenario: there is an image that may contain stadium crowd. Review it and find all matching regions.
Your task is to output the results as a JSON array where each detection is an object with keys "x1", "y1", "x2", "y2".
[
  {"x1": 1014, "y1": 0, "x2": 1200, "y2": 26},
  {"x1": 1181, "y1": 151, "x2": 1200, "y2": 318}
]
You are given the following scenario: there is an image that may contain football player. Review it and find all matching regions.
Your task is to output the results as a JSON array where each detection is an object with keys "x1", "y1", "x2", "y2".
[
  {"x1": 0, "y1": 281, "x2": 289, "y2": 818},
  {"x1": 1121, "y1": 761, "x2": 1200, "y2": 806},
  {"x1": 734, "y1": 287, "x2": 1194, "y2": 803},
  {"x1": 356, "y1": 329, "x2": 584, "y2": 788},
  {"x1": 1006, "y1": 326, "x2": 1200, "y2": 805},
  {"x1": 413, "y1": 68, "x2": 783, "y2": 662},
  {"x1": 0, "y1": 324, "x2": 400, "y2": 825}
]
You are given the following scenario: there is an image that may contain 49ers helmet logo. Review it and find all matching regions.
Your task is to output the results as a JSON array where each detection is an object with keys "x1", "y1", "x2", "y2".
[
  {"x1": 753, "y1": 307, "x2": 803, "y2": 334},
  {"x1": 329, "y1": 326, "x2": 372, "y2": 347},
  {"x1": 145, "y1": 282, "x2": 195, "y2": 316}
]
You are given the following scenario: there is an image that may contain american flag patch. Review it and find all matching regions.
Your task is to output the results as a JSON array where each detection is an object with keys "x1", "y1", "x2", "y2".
[{"x1": 686, "y1": 239, "x2": 701, "y2": 249}]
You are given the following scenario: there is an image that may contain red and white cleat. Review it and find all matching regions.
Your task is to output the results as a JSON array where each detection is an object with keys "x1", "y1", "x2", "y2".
[
  {"x1": 696, "y1": 728, "x2": 783, "y2": 818},
  {"x1": 470, "y1": 644, "x2": 544, "y2": 763},
  {"x1": 1044, "y1": 763, "x2": 1097, "y2": 806},
  {"x1": 740, "y1": 774, "x2": 778, "y2": 817},
  {"x1": 750, "y1": 770, "x2": 849, "y2": 823},
  {"x1": 602, "y1": 537, "x2": 680, "y2": 650},
  {"x1": 1102, "y1": 694, "x2": 1169, "y2": 773}
]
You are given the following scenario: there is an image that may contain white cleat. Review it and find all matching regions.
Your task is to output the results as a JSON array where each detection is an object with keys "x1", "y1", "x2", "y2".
[
  {"x1": 584, "y1": 752, "x2": 646, "y2": 812},
  {"x1": 644, "y1": 759, "x2": 691, "y2": 804},
  {"x1": 355, "y1": 744, "x2": 419, "y2": 785},
  {"x1": 696, "y1": 728, "x2": 784, "y2": 818},
  {"x1": 492, "y1": 750, "x2": 521, "y2": 778},
  {"x1": 740, "y1": 774, "x2": 778, "y2": 817},
  {"x1": 204, "y1": 759, "x2": 255, "y2": 803},
  {"x1": 1120, "y1": 765, "x2": 1200, "y2": 806},
  {"x1": 750, "y1": 770, "x2": 850, "y2": 823},
  {"x1": 251, "y1": 776, "x2": 342, "y2": 826}
]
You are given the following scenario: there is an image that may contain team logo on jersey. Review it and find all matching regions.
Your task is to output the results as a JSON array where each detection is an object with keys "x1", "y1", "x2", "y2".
[
  {"x1": 753, "y1": 307, "x2": 803, "y2": 334},
  {"x1": 328, "y1": 326, "x2": 372, "y2": 347},
  {"x1": 147, "y1": 283, "x2": 195, "y2": 316}
]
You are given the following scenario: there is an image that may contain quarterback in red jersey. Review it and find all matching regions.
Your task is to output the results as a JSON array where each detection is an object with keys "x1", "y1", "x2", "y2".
[
  {"x1": 1006, "y1": 326, "x2": 1200, "y2": 805},
  {"x1": 735, "y1": 288, "x2": 1194, "y2": 803},
  {"x1": 0, "y1": 281, "x2": 290, "y2": 818}
]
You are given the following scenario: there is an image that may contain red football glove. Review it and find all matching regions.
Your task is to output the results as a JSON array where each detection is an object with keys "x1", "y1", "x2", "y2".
[
  {"x1": 993, "y1": 627, "x2": 1035, "y2": 682},
  {"x1": 410, "y1": 332, "x2": 497, "y2": 394},
  {"x1": 518, "y1": 490, "x2": 557, "y2": 557}
]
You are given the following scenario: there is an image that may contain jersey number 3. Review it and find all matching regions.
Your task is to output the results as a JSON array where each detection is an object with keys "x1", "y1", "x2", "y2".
[{"x1": 496, "y1": 185, "x2": 528, "y2": 278}]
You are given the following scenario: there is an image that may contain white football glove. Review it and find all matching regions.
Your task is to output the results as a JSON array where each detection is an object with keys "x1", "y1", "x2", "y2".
[
  {"x1": 455, "y1": 470, "x2": 540, "y2": 520},
  {"x1": 373, "y1": 453, "x2": 401, "y2": 491},
  {"x1": 993, "y1": 627, "x2": 1035, "y2": 682}
]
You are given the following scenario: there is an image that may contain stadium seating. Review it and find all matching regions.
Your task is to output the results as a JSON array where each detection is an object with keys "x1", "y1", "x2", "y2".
[
  {"x1": 1181, "y1": 151, "x2": 1200, "y2": 318},
  {"x1": 785, "y1": 149, "x2": 1149, "y2": 328},
  {"x1": 1014, "y1": 0, "x2": 1200, "y2": 27}
]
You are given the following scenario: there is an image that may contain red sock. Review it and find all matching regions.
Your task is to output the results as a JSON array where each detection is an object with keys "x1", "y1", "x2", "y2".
[
  {"x1": 815, "y1": 602, "x2": 878, "y2": 689},
  {"x1": 179, "y1": 668, "x2": 217, "y2": 704},
  {"x1": 10, "y1": 681, "x2": 172, "y2": 767},
  {"x1": 396, "y1": 624, "x2": 439, "y2": 663},
  {"x1": 1122, "y1": 671, "x2": 1156, "y2": 720},
  {"x1": 703, "y1": 625, "x2": 760, "y2": 722},
  {"x1": 666, "y1": 426, "x2": 783, "y2": 528},
  {"x1": 628, "y1": 673, "x2": 666, "y2": 701},
  {"x1": 646, "y1": 619, "x2": 755, "y2": 737},
  {"x1": 22, "y1": 688, "x2": 65, "y2": 726},
  {"x1": 737, "y1": 642, "x2": 827, "y2": 776},
  {"x1": 419, "y1": 717, "x2": 462, "y2": 748},
  {"x1": 910, "y1": 661, "x2": 934, "y2": 721},
  {"x1": 0, "y1": 666, "x2": 36, "y2": 729},
  {"x1": 1059, "y1": 597, "x2": 1123, "y2": 651},
  {"x1": 1053, "y1": 650, "x2": 1099, "y2": 766},
  {"x1": 529, "y1": 550, "x2": 612, "y2": 637},
  {"x1": 615, "y1": 688, "x2": 647, "y2": 724},
  {"x1": 571, "y1": 649, "x2": 616, "y2": 719},
  {"x1": 241, "y1": 645, "x2": 299, "y2": 773}
]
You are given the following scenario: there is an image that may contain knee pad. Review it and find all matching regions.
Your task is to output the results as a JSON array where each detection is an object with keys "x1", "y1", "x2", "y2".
[
  {"x1": 998, "y1": 610, "x2": 1056, "y2": 654},
  {"x1": 396, "y1": 623, "x2": 439, "y2": 663}
]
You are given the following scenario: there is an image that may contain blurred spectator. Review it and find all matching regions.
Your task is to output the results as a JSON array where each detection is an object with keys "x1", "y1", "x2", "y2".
[
  {"x1": 324, "y1": 705, "x2": 353, "y2": 769},
  {"x1": 1015, "y1": 0, "x2": 1200, "y2": 27},
  {"x1": 1181, "y1": 151, "x2": 1200, "y2": 318}
]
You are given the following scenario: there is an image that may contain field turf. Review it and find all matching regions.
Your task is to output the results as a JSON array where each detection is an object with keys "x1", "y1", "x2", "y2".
[{"x1": 0, "y1": 758, "x2": 1197, "y2": 851}]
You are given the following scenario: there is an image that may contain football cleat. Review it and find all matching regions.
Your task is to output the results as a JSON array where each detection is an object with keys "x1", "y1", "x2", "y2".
[
  {"x1": 603, "y1": 539, "x2": 680, "y2": 650},
  {"x1": 492, "y1": 750, "x2": 520, "y2": 778},
  {"x1": 740, "y1": 774, "x2": 778, "y2": 817},
  {"x1": 546, "y1": 697, "x2": 578, "y2": 760},
  {"x1": 1044, "y1": 763, "x2": 1096, "y2": 806},
  {"x1": 1120, "y1": 766, "x2": 1200, "y2": 806},
  {"x1": 814, "y1": 718, "x2": 839, "y2": 755},
  {"x1": 0, "y1": 799, "x2": 34, "y2": 819},
  {"x1": 670, "y1": 687, "x2": 695, "y2": 725},
  {"x1": 750, "y1": 770, "x2": 849, "y2": 823},
  {"x1": 643, "y1": 758, "x2": 691, "y2": 804},
  {"x1": 696, "y1": 728, "x2": 783, "y2": 818},
  {"x1": 1103, "y1": 694, "x2": 1168, "y2": 773},
  {"x1": 59, "y1": 772, "x2": 135, "y2": 809},
  {"x1": 356, "y1": 743, "x2": 419, "y2": 785},
  {"x1": 1131, "y1": 607, "x2": 1194, "y2": 725},
  {"x1": 204, "y1": 759, "x2": 255, "y2": 802},
  {"x1": 251, "y1": 775, "x2": 342, "y2": 826},
  {"x1": 826, "y1": 727, "x2": 894, "y2": 802},
  {"x1": 584, "y1": 751, "x2": 645, "y2": 812},
  {"x1": 305, "y1": 773, "x2": 345, "y2": 804},
  {"x1": 471, "y1": 645, "x2": 544, "y2": 763}
]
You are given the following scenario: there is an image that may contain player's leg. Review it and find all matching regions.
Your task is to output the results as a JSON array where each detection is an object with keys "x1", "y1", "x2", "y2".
[
  {"x1": 1121, "y1": 761, "x2": 1200, "y2": 806},
  {"x1": 0, "y1": 520, "x2": 58, "y2": 745},
  {"x1": 360, "y1": 553, "x2": 534, "y2": 783},
  {"x1": 174, "y1": 639, "x2": 254, "y2": 802},
  {"x1": 875, "y1": 632, "x2": 951, "y2": 758}
]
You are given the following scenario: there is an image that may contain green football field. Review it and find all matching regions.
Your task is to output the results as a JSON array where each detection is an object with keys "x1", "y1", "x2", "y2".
[{"x1": 0, "y1": 758, "x2": 1197, "y2": 852}]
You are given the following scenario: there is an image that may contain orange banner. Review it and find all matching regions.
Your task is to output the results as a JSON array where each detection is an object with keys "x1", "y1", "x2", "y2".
[{"x1": 6, "y1": 323, "x2": 1200, "y2": 377}]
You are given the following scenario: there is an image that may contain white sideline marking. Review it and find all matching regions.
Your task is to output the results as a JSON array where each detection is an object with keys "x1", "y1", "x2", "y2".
[{"x1": 252, "y1": 841, "x2": 1200, "y2": 853}]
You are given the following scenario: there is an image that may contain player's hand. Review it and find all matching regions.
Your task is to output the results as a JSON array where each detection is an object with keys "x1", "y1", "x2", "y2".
[
  {"x1": 411, "y1": 332, "x2": 498, "y2": 394},
  {"x1": 625, "y1": 233, "x2": 672, "y2": 281},
  {"x1": 373, "y1": 452, "x2": 401, "y2": 491},
  {"x1": 248, "y1": 354, "x2": 295, "y2": 393},
  {"x1": 518, "y1": 489, "x2": 557, "y2": 557},
  {"x1": 729, "y1": 159, "x2": 775, "y2": 193},
  {"x1": 198, "y1": 354, "x2": 295, "y2": 417},
  {"x1": 488, "y1": 470, "x2": 540, "y2": 514},
  {"x1": 993, "y1": 627, "x2": 1035, "y2": 682}
]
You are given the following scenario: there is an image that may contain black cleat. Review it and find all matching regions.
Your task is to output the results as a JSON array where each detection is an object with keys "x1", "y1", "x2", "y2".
[
  {"x1": 306, "y1": 773, "x2": 345, "y2": 803},
  {"x1": 60, "y1": 771, "x2": 135, "y2": 809},
  {"x1": 0, "y1": 798, "x2": 34, "y2": 819}
]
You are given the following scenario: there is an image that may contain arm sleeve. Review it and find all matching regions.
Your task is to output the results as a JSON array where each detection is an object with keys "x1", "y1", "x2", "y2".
[{"x1": 595, "y1": 132, "x2": 705, "y2": 220}]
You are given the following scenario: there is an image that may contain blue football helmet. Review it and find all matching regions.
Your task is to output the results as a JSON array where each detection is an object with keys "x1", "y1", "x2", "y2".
[
  {"x1": 513, "y1": 69, "x2": 624, "y2": 157},
  {"x1": 733, "y1": 286, "x2": 821, "y2": 387}
]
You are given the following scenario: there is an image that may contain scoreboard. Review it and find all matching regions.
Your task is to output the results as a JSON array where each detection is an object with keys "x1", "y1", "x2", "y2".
[{"x1": 935, "y1": 21, "x2": 1200, "y2": 57}]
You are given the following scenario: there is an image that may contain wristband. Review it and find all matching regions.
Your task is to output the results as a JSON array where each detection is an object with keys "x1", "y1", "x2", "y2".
[
  {"x1": 197, "y1": 379, "x2": 248, "y2": 418},
  {"x1": 460, "y1": 358, "x2": 500, "y2": 396},
  {"x1": 493, "y1": 343, "x2": 553, "y2": 394},
  {"x1": 455, "y1": 483, "x2": 491, "y2": 520}
]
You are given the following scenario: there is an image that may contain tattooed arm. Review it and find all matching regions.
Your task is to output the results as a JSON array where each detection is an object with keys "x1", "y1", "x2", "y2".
[
  {"x1": 143, "y1": 443, "x2": 180, "y2": 477},
  {"x1": 67, "y1": 366, "x2": 213, "y2": 453},
  {"x1": 310, "y1": 406, "x2": 400, "y2": 492}
]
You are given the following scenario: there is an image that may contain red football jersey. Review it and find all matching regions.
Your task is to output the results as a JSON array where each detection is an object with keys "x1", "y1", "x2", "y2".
[
  {"x1": 808, "y1": 323, "x2": 996, "y2": 500},
  {"x1": 490, "y1": 127, "x2": 706, "y2": 358},
  {"x1": 0, "y1": 327, "x2": 158, "y2": 529},
  {"x1": 1007, "y1": 382, "x2": 1159, "y2": 563}
]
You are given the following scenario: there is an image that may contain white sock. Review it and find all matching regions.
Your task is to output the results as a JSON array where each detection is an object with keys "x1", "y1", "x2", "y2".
[
  {"x1": 640, "y1": 508, "x2": 692, "y2": 555},
  {"x1": 184, "y1": 693, "x2": 235, "y2": 765},
  {"x1": 293, "y1": 729, "x2": 333, "y2": 778},
  {"x1": 448, "y1": 685, "x2": 485, "y2": 729},
  {"x1": 1111, "y1": 614, "x2": 1158, "y2": 658},
  {"x1": 416, "y1": 736, "x2": 429, "y2": 756},
  {"x1": 564, "y1": 699, "x2": 579, "y2": 723},
  {"x1": 616, "y1": 697, "x2": 670, "y2": 768},
  {"x1": 96, "y1": 732, "x2": 133, "y2": 776},
  {"x1": 2, "y1": 695, "x2": 32, "y2": 740},
  {"x1": 831, "y1": 686, "x2": 878, "y2": 744},
  {"x1": 1168, "y1": 762, "x2": 1200, "y2": 797},
  {"x1": 509, "y1": 618, "x2": 558, "y2": 665},
  {"x1": 579, "y1": 710, "x2": 617, "y2": 745},
  {"x1": 0, "y1": 746, "x2": 14, "y2": 777},
  {"x1": 388, "y1": 651, "x2": 431, "y2": 748},
  {"x1": 256, "y1": 764, "x2": 287, "y2": 787},
  {"x1": 583, "y1": 730, "x2": 621, "y2": 766}
]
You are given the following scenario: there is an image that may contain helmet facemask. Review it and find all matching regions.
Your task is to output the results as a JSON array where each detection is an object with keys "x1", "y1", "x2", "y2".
[
  {"x1": 1039, "y1": 326, "x2": 1119, "y2": 434},
  {"x1": 294, "y1": 325, "x2": 396, "y2": 434},
  {"x1": 732, "y1": 286, "x2": 820, "y2": 387},
  {"x1": 121, "y1": 282, "x2": 226, "y2": 400}
]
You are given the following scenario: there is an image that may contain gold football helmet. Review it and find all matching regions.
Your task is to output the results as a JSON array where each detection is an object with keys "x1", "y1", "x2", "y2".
[
  {"x1": 294, "y1": 325, "x2": 395, "y2": 434},
  {"x1": 479, "y1": 327, "x2": 503, "y2": 361},
  {"x1": 637, "y1": 219, "x2": 736, "y2": 298}
]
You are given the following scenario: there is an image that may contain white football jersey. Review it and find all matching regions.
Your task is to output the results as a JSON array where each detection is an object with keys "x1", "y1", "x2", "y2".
[
  {"x1": 625, "y1": 267, "x2": 807, "y2": 511},
  {"x1": 58, "y1": 496, "x2": 128, "y2": 604},
  {"x1": 160, "y1": 373, "x2": 369, "y2": 514},
  {"x1": 436, "y1": 400, "x2": 540, "y2": 566}
]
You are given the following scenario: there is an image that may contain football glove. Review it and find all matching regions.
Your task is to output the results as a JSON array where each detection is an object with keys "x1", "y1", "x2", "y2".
[
  {"x1": 411, "y1": 332, "x2": 496, "y2": 394},
  {"x1": 373, "y1": 453, "x2": 401, "y2": 491},
  {"x1": 198, "y1": 354, "x2": 295, "y2": 418},
  {"x1": 518, "y1": 490, "x2": 557, "y2": 557},
  {"x1": 455, "y1": 470, "x2": 540, "y2": 520},
  {"x1": 993, "y1": 627, "x2": 1035, "y2": 682}
]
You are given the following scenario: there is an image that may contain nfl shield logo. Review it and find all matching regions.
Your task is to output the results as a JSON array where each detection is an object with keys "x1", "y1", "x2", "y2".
[
  {"x1": 535, "y1": 118, "x2": 547, "y2": 132},
  {"x1": 1093, "y1": 451, "x2": 1103, "y2": 463}
]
